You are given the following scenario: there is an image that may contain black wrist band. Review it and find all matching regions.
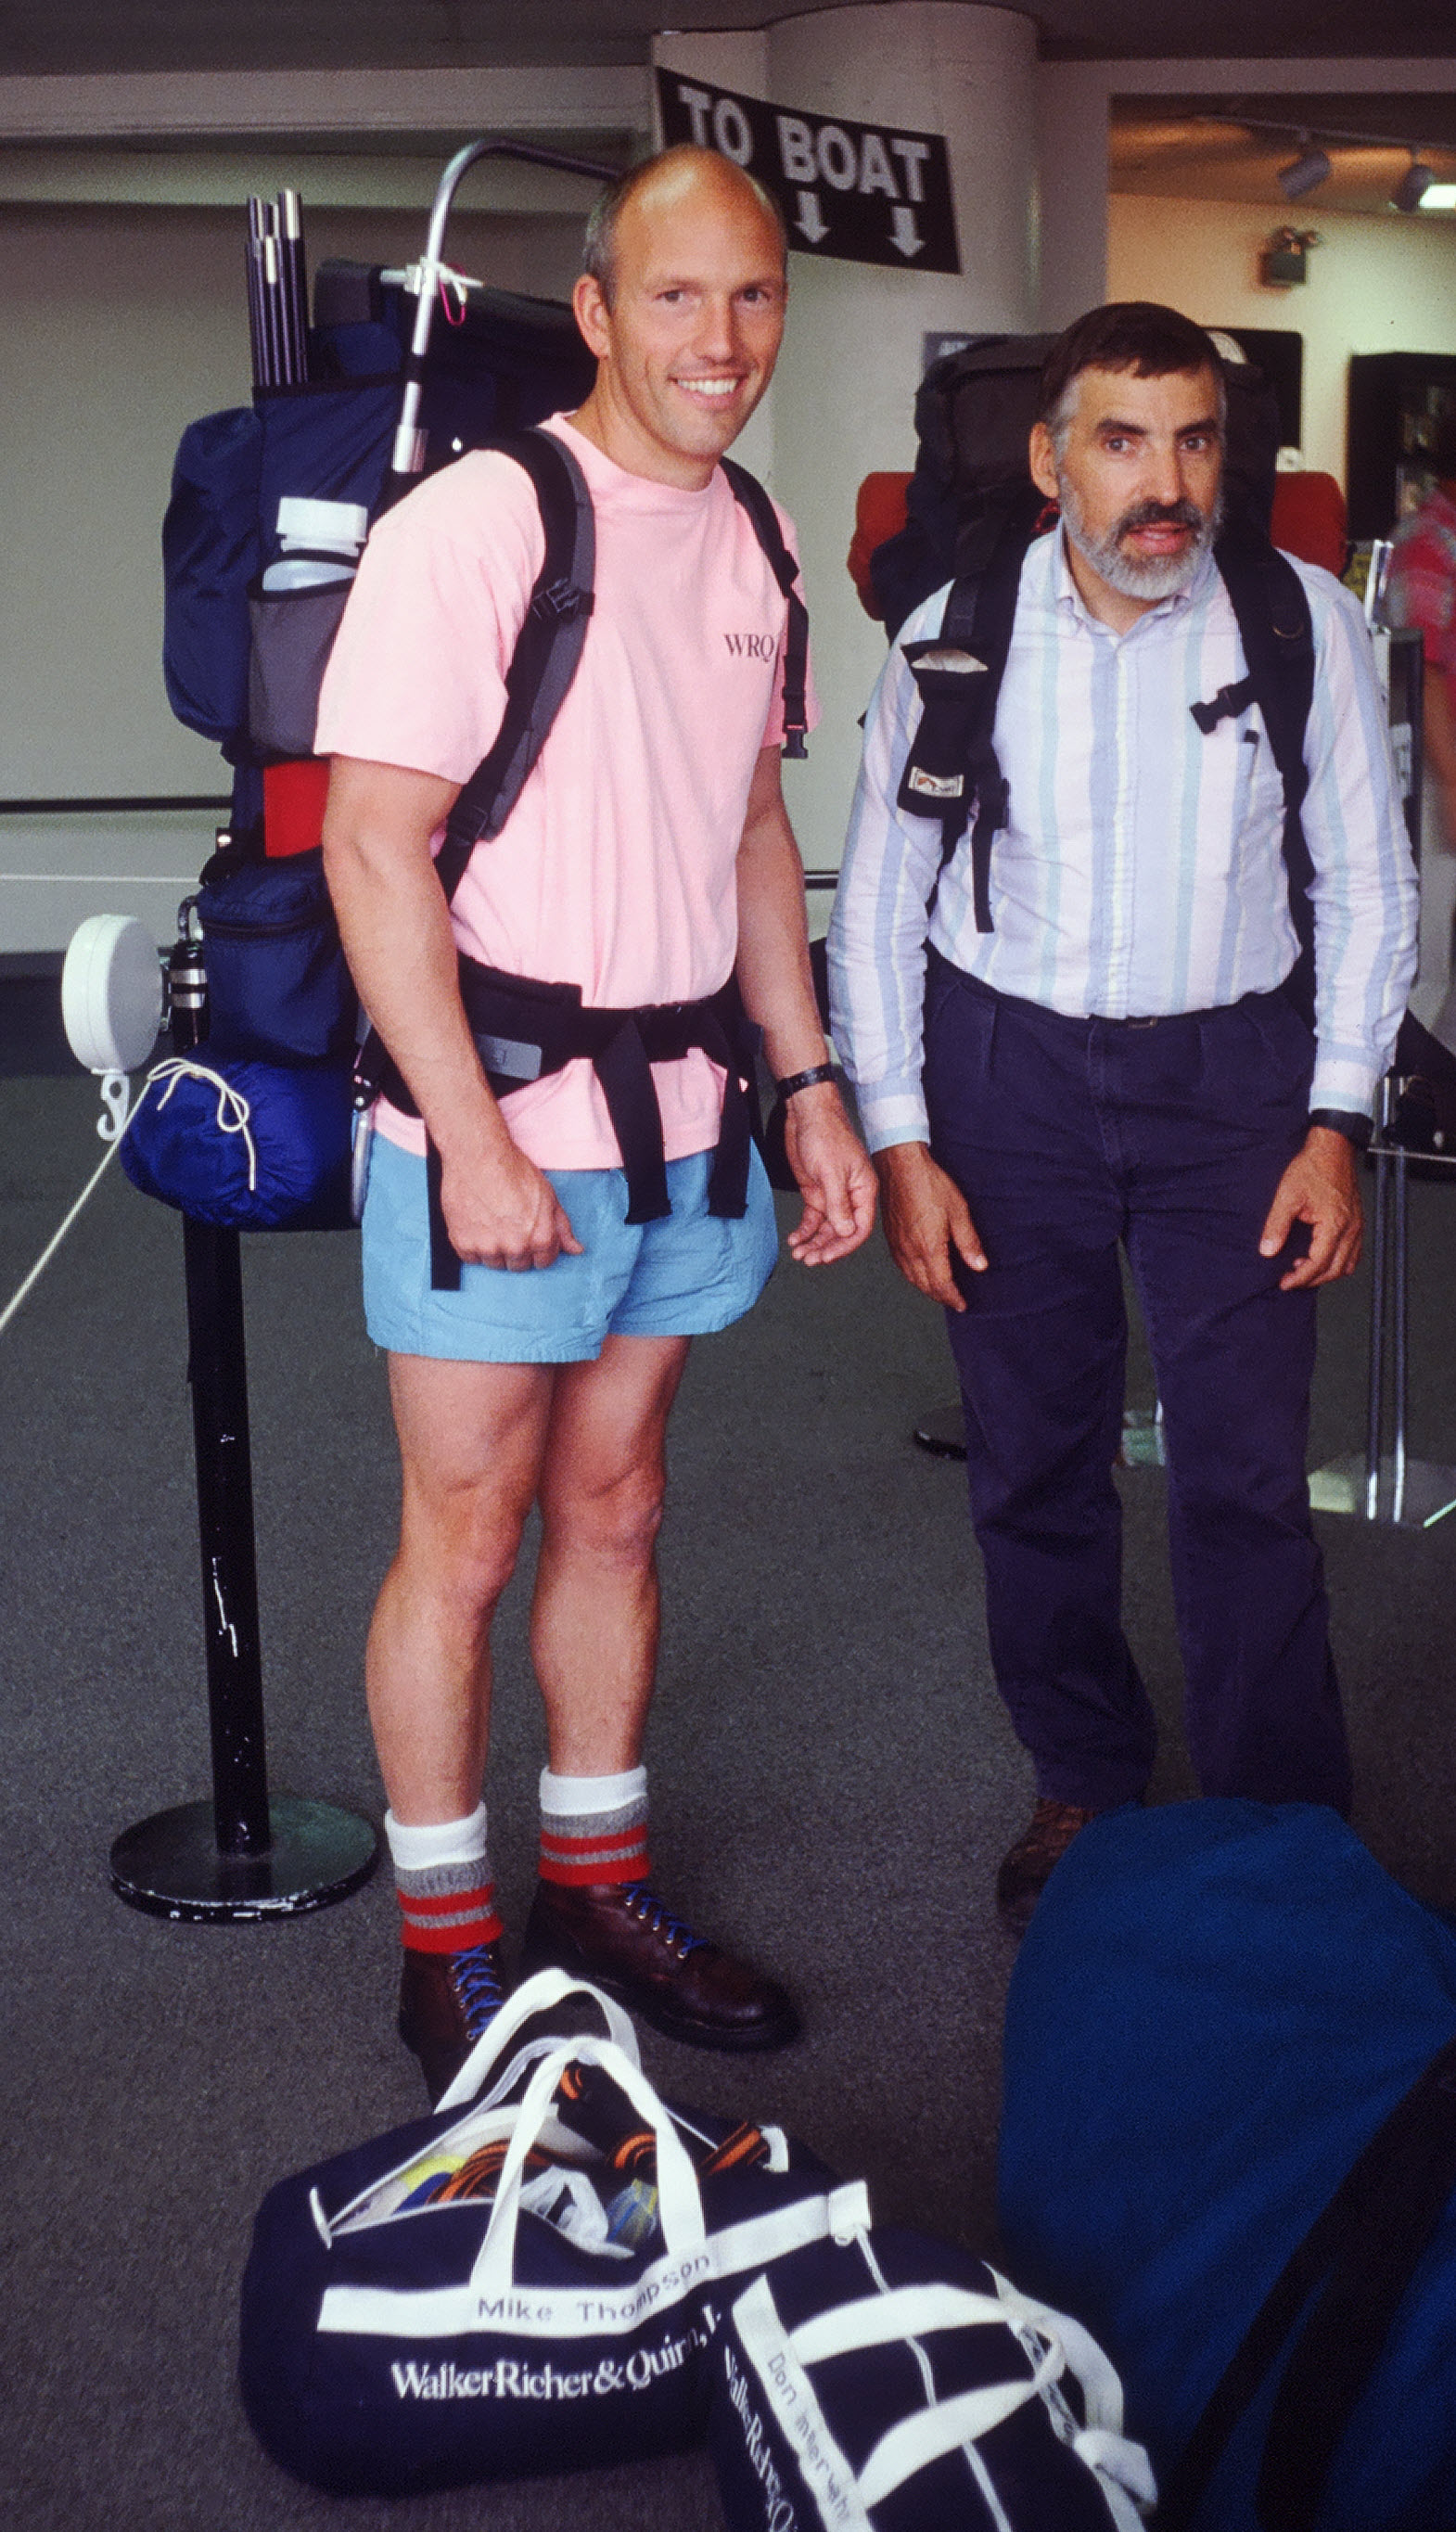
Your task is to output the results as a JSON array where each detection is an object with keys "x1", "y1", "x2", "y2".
[
  {"x1": 774, "y1": 1063, "x2": 837, "y2": 1100},
  {"x1": 1309, "y1": 1107, "x2": 1373, "y2": 1149}
]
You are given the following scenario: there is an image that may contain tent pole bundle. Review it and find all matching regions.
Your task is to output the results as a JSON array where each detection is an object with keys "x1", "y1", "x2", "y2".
[{"x1": 247, "y1": 191, "x2": 310, "y2": 390}]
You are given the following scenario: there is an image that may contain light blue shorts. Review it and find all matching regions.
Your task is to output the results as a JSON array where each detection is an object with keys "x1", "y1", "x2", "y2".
[{"x1": 360, "y1": 1132, "x2": 779, "y2": 1362}]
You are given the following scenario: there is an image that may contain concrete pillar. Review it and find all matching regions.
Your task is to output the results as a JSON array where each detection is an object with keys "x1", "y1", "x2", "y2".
[{"x1": 761, "y1": 4, "x2": 1038, "y2": 868}]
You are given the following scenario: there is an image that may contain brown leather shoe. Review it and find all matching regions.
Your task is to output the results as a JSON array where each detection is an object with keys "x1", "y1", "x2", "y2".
[
  {"x1": 398, "y1": 1940, "x2": 507, "y2": 2106},
  {"x1": 995, "y1": 1799, "x2": 1100, "y2": 1935},
  {"x1": 519, "y1": 1879, "x2": 799, "y2": 2052}
]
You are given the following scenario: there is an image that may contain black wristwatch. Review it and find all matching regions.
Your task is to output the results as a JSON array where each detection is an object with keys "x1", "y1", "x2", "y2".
[
  {"x1": 1309, "y1": 1108, "x2": 1373, "y2": 1149},
  {"x1": 773, "y1": 1063, "x2": 837, "y2": 1100}
]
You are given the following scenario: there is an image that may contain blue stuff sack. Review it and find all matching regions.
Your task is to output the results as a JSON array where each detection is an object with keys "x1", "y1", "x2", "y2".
[
  {"x1": 196, "y1": 847, "x2": 357, "y2": 1067},
  {"x1": 121, "y1": 1055, "x2": 352, "y2": 1231},
  {"x1": 998, "y1": 1800, "x2": 1456, "y2": 2532},
  {"x1": 708, "y1": 2218, "x2": 1156, "y2": 2530}
]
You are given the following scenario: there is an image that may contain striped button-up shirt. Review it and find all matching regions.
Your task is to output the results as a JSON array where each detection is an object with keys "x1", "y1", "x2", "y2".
[{"x1": 827, "y1": 528, "x2": 1417, "y2": 1152}]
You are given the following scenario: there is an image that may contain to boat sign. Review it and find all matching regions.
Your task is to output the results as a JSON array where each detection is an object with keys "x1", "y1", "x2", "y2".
[{"x1": 656, "y1": 72, "x2": 961, "y2": 275}]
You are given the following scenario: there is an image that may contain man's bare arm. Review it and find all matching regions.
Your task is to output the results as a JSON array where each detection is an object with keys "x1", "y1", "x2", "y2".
[
  {"x1": 322, "y1": 756, "x2": 581, "y2": 1270},
  {"x1": 734, "y1": 745, "x2": 876, "y2": 1264}
]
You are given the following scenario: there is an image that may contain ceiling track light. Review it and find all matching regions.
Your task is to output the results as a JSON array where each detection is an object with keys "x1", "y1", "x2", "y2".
[
  {"x1": 1277, "y1": 138, "x2": 1333, "y2": 201},
  {"x1": 1392, "y1": 154, "x2": 1435, "y2": 213}
]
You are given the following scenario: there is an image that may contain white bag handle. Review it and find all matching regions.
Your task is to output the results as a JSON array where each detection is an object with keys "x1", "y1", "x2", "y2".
[
  {"x1": 856, "y1": 2334, "x2": 1063, "y2": 2511},
  {"x1": 470, "y1": 2034, "x2": 705, "y2": 2295},
  {"x1": 789, "y1": 2281, "x2": 1026, "y2": 2368},
  {"x1": 434, "y1": 1967, "x2": 638, "y2": 2113},
  {"x1": 988, "y1": 2267, "x2": 1129, "y2": 2434}
]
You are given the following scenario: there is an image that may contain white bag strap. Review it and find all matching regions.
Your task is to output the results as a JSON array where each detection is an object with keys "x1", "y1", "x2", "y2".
[
  {"x1": 470, "y1": 2035, "x2": 704, "y2": 2296},
  {"x1": 434, "y1": 1967, "x2": 638, "y2": 2113},
  {"x1": 789, "y1": 2281, "x2": 1020, "y2": 2368},
  {"x1": 987, "y1": 2268, "x2": 1128, "y2": 2434},
  {"x1": 856, "y1": 2334, "x2": 1063, "y2": 2512}
]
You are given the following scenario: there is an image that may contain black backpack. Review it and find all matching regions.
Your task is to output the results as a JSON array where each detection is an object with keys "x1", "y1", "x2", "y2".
[{"x1": 877, "y1": 335, "x2": 1319, "y2": 1020}]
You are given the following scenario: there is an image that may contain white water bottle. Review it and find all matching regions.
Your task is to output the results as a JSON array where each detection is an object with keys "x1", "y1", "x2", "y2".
[{"x1": 262, "y1": 495, "x2": 368, "y2": 591}]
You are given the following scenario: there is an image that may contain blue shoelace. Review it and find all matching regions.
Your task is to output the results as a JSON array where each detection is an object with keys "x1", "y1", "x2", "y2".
[
  {"x1": 450, "y1": 1944, "x2": 506, "y2": 2036},
  {"x1": 620, "y1": 1884, "x2": 708, "y2": 1958}
]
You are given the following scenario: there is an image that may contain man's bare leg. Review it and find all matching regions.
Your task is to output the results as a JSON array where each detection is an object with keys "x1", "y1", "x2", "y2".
[
  {"x1": 368, "y1": 1351, "x2": 554, "y2": 1822},
  {"x1": 520, "y1": 1330, "x2": 798, "y2": 2052},
  {"x1": 374, "y1": 1350, "x2": 553, "y2": 2102},
  {"x1": 530, "y1": 1331, "x2": 691, "y2": 1774}
]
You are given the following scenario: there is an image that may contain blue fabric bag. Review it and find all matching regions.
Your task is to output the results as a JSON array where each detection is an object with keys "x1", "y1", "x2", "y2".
[
  {"x1": 998, "y1": 1800, "x2": 1456, "y2": 2532},
  {"x1": 707, "y1": 2217, "x2": 1156, "y2": 2530},
  {"x1": 161, "y1": 380, "x2": 399, "y2": 764},
  {"x1": 121, "y1": 1055, "x2": 353, "y2": 1231},
  {"x1": 195, "y1": 848, "x2": 357, "y2": 1068},
  {"x1": 238, "y1": 1973, "x2": 850, "y2": 2499},
  {"x1": 161, "y1": 405, "x2": 263, "y2": 756}
]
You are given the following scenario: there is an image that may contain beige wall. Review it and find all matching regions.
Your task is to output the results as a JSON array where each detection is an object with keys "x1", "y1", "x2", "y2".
[
  {"x1": 0, "y1": 200, "x2": 583, "y2": 809},
  {"x1": 1107, "y1": 191, "x2": 1456, "y2": 488}
]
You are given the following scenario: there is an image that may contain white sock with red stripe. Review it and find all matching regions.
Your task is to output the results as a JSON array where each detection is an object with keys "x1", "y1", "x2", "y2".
[
  {"x1": 538, "y1": 1765, "x2": 649, "y2": 1887},
  {"x1": 386, "y1": 1802, "x2": 504, "y2": 1954}
]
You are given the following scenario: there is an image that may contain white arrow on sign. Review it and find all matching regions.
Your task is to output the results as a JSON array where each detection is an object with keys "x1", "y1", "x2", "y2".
[
  {"x1": 890, "y1": 205, "x2": 925, "y2": 259},
  {"x1": 795, "y1": 189, "x2": 829, "y2": 244}
]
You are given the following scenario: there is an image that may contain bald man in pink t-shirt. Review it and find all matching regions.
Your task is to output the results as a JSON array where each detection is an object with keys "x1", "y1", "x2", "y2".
[{"x1": 320, "y1": 146, "x2": 875, "y2": 2102}]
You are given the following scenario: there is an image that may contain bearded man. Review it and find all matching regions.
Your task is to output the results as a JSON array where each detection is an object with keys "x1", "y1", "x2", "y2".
[{"x1": 828, "y1": 302, "x2": 1415, "y2": 1929}]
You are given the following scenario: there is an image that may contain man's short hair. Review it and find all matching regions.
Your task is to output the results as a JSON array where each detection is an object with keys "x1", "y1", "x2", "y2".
[
  {"x1": 1040, "y1": 302, "x2": 1226, "y2": 449},
  {"x1": 582, "y1": 145, "x2": 787, "y2": 308}
]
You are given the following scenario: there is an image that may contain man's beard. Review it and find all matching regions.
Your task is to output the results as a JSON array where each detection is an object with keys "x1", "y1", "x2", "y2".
[{"x1": 1058, "y1": 477, "x2": 1221, "y2": 601}]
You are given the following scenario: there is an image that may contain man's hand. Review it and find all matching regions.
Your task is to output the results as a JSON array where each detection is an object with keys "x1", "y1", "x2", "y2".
[
  {"x1": 1258, "y1": 1126, "x2": 1362, "y2": 1291},
  {"x1": 783, "y1": 1084, "x2": 878, "y2": 1265},
  {"x1": 440, "y1": 1137, "x2": 583, "y2": 1272},
  {"x1": 875, "y1": 1140, "x2": 986, "y2": 1309}
]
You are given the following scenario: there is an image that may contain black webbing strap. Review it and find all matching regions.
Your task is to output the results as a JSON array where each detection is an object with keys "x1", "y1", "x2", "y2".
[
  {"x1": 1202, "y1": 528, "x2": 1318, "y2": 1025},
  {"x1": 720, "y1": 455, "x2": 811, "y2": 760},
  {"x1": 1157, "y1": 2028, "x2": 1456, "y2": 2532},
  {"x1": 356, "y1": 428, "x2": 596, "y2": 1265},
  {"x1": 896, "y1": 482, "x2": 1047, "y2": 934},
  {"x1": 433, "y1": 428, "x2": 596, "y2": 901},
  {"x1": 377, "y1": 964, "x2": 760, "y2": 1286}
]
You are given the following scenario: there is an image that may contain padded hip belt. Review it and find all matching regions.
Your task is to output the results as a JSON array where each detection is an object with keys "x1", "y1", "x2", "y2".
[{"x1": 373, "y1": 959, "x2": 762, "y2": 1290}]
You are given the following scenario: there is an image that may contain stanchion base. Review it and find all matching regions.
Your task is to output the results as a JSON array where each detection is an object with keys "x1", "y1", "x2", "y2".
[
  {"x1": 1308, "y1": 1451, "x2": 1456, "y2": 1529},
  {"x1": 109, "y1": 1797, "x2": 378, "y2": 1923},
  {"x1": 912, "y1": 1401, "x2": 1168, "y2": 1466},
  {"x1": 1118, "y1": 1407, "x2": 1167, "y2": 1468},
  {"x1": 912, "y1": 1399, "x2": 966, "y2": 1459}
]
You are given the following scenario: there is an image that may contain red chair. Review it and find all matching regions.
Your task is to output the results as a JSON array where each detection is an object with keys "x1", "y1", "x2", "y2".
[{"x1": 847, "y1": 471, "x2": 912, "y2": 619}]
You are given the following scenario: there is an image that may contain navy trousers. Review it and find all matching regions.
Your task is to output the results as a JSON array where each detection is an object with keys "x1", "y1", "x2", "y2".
[{"x1": 923, "y1": 951, "x2": 1350, "y2": 1813}]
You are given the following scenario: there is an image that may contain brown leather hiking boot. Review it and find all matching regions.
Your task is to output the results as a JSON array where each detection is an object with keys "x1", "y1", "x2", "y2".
[
  {"x1": 398, "y1": 1940, "x2": 507, "y2": 2106},
  {"x1": 519, "y1": 1879, "x2": 799, "y2": 2052},
  {"x1": 995, "y1": 1799, "x2": 1100, "y2": 1935}
]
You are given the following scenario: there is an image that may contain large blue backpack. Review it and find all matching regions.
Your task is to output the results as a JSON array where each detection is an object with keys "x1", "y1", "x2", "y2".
[{"x1": 998, "y1": 1800, "x2": 1456, "y2": 2532}]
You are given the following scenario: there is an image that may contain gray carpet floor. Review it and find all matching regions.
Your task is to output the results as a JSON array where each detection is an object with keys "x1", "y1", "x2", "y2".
[{"x1": 2, "y1": 1069, "x2": 1454, "y2": 2529}]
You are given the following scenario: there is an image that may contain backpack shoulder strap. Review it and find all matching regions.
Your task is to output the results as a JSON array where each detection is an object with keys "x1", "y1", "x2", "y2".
[
  {"x1": 434, "y1": 427, "x2": 595, "y2": 902},
  {"x1": 896, "y1": 483, "x2": 1044, "y2": 932},
  {"x1": 1208, "y1": 527, "x2": 1317, "y2": 1020},
  {"x1": 719, "y1": 455, "x2": 811, "y2": 760}
]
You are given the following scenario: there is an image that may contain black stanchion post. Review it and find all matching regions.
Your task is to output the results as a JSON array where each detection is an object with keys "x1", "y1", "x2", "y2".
[
  {"x1": 184, "y1": 1215, "x2": 271, "y2": 1855},
  {"x1": 108, "y1": 1204, "x2": 378, "y2": 1919}
]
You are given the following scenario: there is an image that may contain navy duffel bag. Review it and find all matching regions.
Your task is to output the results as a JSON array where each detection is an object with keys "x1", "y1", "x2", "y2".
[
  {"x1": 239, "y1": 1972, "x2": 850, "y2": 2497},
  {"x1": 707, "y1": 2217, "x2": 1156, "y2": 2529},
  {"x1": 998, "y1": 1800, "x2": 1456, "y2": 2532}
]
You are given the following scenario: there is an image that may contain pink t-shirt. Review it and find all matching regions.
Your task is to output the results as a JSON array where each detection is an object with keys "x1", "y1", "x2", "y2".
[{"x1": 315, "y1": 415, "x2": 813, "y2": 1168}]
